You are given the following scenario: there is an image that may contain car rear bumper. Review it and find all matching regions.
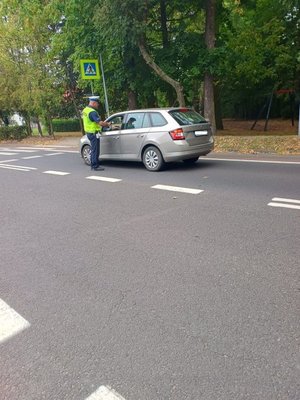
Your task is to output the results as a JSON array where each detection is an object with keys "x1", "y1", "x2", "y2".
[{"x1": 162, "y1": 141, "x2": 214, "y2": 162}]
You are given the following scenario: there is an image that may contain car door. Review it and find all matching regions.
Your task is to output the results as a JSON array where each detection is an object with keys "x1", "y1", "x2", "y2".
[
  {"x1": 119, "y1": 112, "x2": 150, "y2": 160},
  {"x1": 100, "y1": 114, "x2": 124, "y2": 158}
]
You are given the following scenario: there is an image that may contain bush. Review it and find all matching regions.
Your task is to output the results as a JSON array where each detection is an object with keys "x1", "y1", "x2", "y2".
[
  {"x1": 52, "y1": 118, "x2": 81, "y2": 132},
  {"x1": 0, "y1": 125, "x2": 29, "y2": 140}
]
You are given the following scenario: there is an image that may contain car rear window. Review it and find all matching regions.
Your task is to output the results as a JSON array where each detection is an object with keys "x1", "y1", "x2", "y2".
[{"x1": 169, "y1": 109, "x2": 206, "y2": 126}]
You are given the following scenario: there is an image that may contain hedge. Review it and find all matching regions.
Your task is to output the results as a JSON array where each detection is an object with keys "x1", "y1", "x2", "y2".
[
  {"x1": 52, "y1": 118, "x2": 81, "y2": 132},
  {"x1": 0, "y1": 126, "x2": 29, "y2": 140}
]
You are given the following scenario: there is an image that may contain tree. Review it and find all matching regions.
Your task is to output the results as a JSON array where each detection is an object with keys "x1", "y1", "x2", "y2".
[{"x1": 204, "y1": 0, "x2": 217, "y2": 131}]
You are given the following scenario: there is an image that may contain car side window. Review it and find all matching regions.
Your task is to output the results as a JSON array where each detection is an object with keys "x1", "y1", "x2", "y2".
[
  {"x1": 109, "y1": 115, "x2": 124, "y2": 130},
  {"x1": 149, "y1": 112, "x2": 168, "y2": 127},
  {"x1": 123, "y1": 113, "x2": 145, "y2": 130}
]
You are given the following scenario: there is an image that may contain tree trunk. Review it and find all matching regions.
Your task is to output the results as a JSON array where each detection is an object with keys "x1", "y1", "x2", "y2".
[
  {"x1": 128, "y1": 90, "x2": 138, "y2": 109},
  {"x1": 138, "y1": 39, "x2": 185, "y2": 106},
  {"x1": 23, "y1": 113, "x2": 32, "y2": 136},
  {"x1": 36, "y1": 117, "x2": 43, "y2": 137},
  {"x1": 204, "y1": 0, "x2": 217, "y2": 133},
  {"x1": 46, "y1": 114, "x2": 54, "y2": 137},
  {"x1": 214, "y1": 84, "x2": 224, "y2": 130}
]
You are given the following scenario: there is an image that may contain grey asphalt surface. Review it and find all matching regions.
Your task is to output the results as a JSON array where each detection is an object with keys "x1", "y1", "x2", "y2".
[{"x1": 0, "y1": 142, "x2": 299, "y2": 400}]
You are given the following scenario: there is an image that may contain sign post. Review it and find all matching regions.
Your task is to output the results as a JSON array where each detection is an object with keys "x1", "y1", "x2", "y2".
[{"x1": 99, "y1": 54, "x2": 110, "y2": 116}]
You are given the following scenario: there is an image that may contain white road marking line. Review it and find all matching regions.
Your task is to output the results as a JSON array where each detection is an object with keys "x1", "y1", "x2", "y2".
[
  {"x1": 268, "y1": 202, "x2": 300, "y2": 210},
  {"x1": 85, "y1": 385, "x2": 126, "y2": 400},
  {"x1": 0, "y1": 298, "x2": 30, "y2": 343},
  {"x1": 5, "y1": 146, "x2": 78, "y2": 153},
  {"x1": 0, "y1": 159, "x2": 18, "y2": 163},
  {"x1": 44, "y1": 152, "x2": 64, "y2": 156},
  {"x1": 43, "y1": 170, "x2": 70, "y2": 176},
  {"x1": 0, "y1": 152, "x2": 18, "y2": 155},
  {"x1": 42, "y1": 145, "x2": 74, "y2": 148},
  {"x1": 22, "y1": 155, "x2": 43, "y2": 159},
  {"x1": 205, "y1": 157, "x2": 300, "y2": 165},
  {"x1": 11, "y1": 149, "x2": 38, "y2": 153},
  {"x1": 53, "y1": 150, "x2": 78, "y2": 153},
  {"x1": 0, "y1": 165, "x2": 31, "y2": 172},
  {"x1": 151, "y1": 184, "x2": 203, "y2": 195},
  {"x1": 0, "y1": 163, "x2": 37, "y2": 170},
  {"x1": 86, "y1": 176, "x2": 122, "y2": 183},
  {"x1": 15, "y1": 147, "x2": 56, "y2": 151},
  {"x1": 271, "y1": 197, "x2": 300, "y2": 204}
]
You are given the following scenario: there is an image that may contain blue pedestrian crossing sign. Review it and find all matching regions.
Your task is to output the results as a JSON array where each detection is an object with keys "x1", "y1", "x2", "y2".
[{"x1": 80, "y1": 59, "x2": 100, "y2": 80}]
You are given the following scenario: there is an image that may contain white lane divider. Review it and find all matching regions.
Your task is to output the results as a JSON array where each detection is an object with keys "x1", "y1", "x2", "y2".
[
  {"x1": 22, "y1": 155, "x2": 43, "y2": 159},
  {"x1": 86, "y1": 176, "x2": 122, "y2": 183},
  {"x1": 44, "y1": 152, "x2": 64, "y2": 156},
  {"x1": 205, "y1": 157, "x2": 300, "y2": 165},
  {"x1": 151, "y1": 184, "x2": 203, "y2": 195},
  {"x1": 0, "y1": 152, "x2": 18, "y2": 156},
  {"x1": 0, "y1": 159, "x2": 18, "y2": 163},
  {"x1": 43, "y1": 170, "x2": 70, "y2": 176},
  {"x1": 0, "y1": 298, "x2": 30, "y2": 343},
  {"x1": 85, "y1": 386, "x2": 126, "y2": 400},
  {"x1": 0, "y1": 163, "x2": 37, "y2": 171},
  {"x1": 268, "y1": 197, "x2": 300, "y2": 210}
]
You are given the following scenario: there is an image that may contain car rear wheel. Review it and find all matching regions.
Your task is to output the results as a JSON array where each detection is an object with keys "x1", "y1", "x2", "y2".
[
  {"x1": 143, "y1": 146, "x2": 164, "y2": 171},
  {"x1": 81, "y1": 144, "x2": 91, "y2": 166},
  {"x1": 183, "y1": 157, "x2": 199, "y2": 164}
]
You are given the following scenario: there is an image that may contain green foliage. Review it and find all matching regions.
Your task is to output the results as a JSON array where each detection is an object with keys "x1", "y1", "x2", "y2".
[
  {"x1": 52, "y1": 118, "x2": 81, "y2": 132},
  {"x1": 0, "y1": 125, "x2": 29, "y2": 140},
  {"x1": 0, "y1": 0, "x2": 299, "y2": 122},
  {"x1": 218, "y1": 0, "x2": 300, "y2": 118}
]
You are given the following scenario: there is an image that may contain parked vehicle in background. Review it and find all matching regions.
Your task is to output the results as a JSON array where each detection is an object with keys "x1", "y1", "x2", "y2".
[{"x1": 80, "y1": 107, "x2": 214, "y2": 171}]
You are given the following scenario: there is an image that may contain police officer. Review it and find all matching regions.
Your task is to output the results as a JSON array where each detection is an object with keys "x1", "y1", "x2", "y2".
[{"x1": 82, "y1": 96, "x2": 110, "y2": 171}]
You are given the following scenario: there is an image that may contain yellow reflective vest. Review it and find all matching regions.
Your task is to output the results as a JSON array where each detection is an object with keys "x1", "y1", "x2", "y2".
[{"x1": 82, "y1": 106, "x2": 99, "y2": 133}]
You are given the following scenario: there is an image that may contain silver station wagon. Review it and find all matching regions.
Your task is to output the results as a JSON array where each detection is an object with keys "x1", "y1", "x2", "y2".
[{"x1": 80, "y1": 107, "x2": 214, "y2": 171}]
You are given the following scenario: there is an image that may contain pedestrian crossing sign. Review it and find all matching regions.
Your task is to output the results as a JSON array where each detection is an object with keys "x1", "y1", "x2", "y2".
[{"x1": 80, "y1": 59, "x2": 100, "y2": 80}]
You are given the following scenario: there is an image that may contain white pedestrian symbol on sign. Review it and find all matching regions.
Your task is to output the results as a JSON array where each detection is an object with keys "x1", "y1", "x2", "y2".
[{"x1": 85, "y1": 63, "x2": 96, "y2": 75}]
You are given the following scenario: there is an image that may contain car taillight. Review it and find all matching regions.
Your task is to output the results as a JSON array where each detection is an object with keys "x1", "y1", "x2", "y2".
[{"x1": 169, "y1": 128, "x2": 185, "y2": 140}]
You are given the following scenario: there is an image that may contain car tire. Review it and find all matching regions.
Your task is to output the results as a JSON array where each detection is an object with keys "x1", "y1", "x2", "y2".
[
  {"x1": 143, "y1": 146, "x2": 164, "y2": 171},
  {"x1": 183, "y1": 157, "x2": 199, "y2": 164},
  {"x1": 81, "y1": 144, "x2": 91, "y2": 166}
]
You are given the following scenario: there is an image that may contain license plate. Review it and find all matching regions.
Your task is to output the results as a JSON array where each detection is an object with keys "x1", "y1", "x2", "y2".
[{"x1": 195, "y1": 130, "x2": 208, "y2": 136}]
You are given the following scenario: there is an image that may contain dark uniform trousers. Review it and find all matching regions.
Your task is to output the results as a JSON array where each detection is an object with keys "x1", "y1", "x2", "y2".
[{"x1": 87, "y1": 133, "x2": 100, "y2": 169}]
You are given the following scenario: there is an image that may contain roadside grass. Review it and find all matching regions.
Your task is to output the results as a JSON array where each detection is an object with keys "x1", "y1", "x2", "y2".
[{"x1": 215, "y1": 119, "x2": 300, "y2": 155}]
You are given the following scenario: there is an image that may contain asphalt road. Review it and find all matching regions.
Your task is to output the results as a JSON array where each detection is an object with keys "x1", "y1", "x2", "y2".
[{"x1": 0, "y1": 144, "x2": 299, "y2": 400}]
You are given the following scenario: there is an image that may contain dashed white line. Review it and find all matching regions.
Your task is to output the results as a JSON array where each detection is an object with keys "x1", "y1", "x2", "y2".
[
  {"x1": 0, "y1": 152, "x2": 18, "y2": 156},
  {"x1": 0, "y1": 298, "x2": 30, "y2": 344},
  {"x1": 22, "y1": 155, "x2": 43, "y2": 159},
  {"x1": 0, "y1": 165, "x2": 31, "y2": 172},
  {"x1": 271, "y1": 197, "x2": 300, "y2": 204},
  {"x1": 9, "y1": 149, "x2": 38, "y2": 153},
  {"x1": 86, "y1": 176, "x2": 122, "y2": 183},
  {"x1": 151, "y1": 184, "x2": 203, "y2": 195},
  {"x1": 205, "y1": 157, "x2": 300, "y2": 165},
  {"x1": 268, "y1": 202, "x2": 300, "y2": 210},
  {"x1": 0, "y1": 163, "x2": 37, "y2": 171},
  {"x1": 268, "y1": 197, "x2": 300, "y2": 210},
  {"x1": 85, "y1": 386, "x2": 126, "y2": 400},
  {"x1": 0, "y1": 159, "x2": 18, "y2": 163},
  {"x1": 43, "y1": 170, "x2": 70, "y2": 176},
  {"x1": 44, "y1": 152, "x2": 64, "y2": 156}
]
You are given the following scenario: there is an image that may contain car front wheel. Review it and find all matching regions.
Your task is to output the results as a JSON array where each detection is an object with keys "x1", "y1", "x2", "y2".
[
  {"x1": 81, "y1": 144, "x2": 91, "y2": 166},
  {"x1": 142, "y1": 146, "x2": 164, "y2": 171}
]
